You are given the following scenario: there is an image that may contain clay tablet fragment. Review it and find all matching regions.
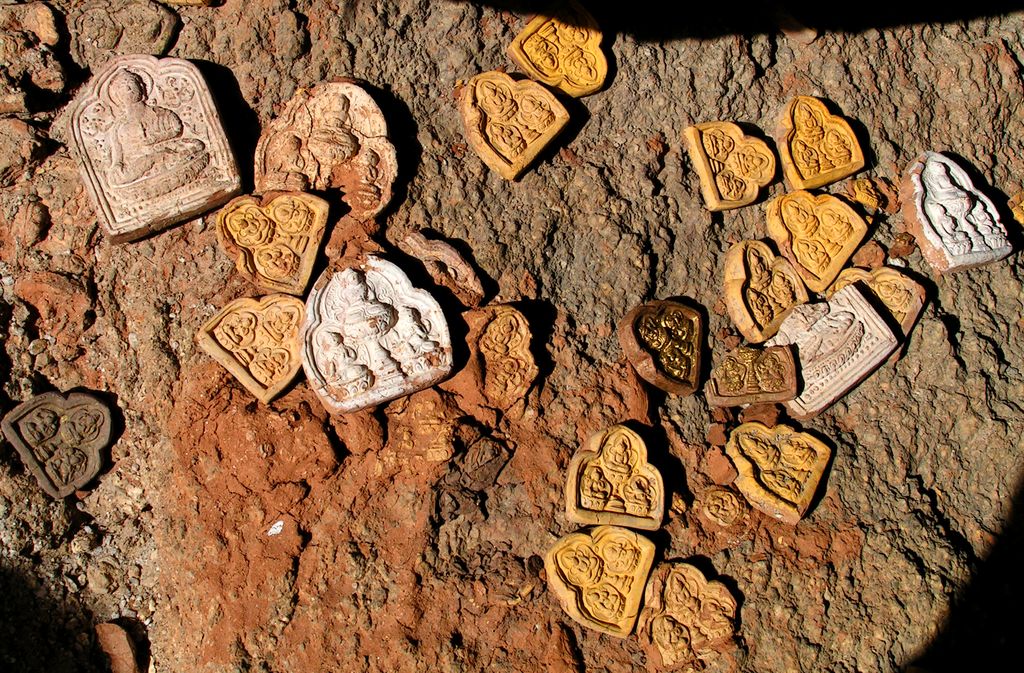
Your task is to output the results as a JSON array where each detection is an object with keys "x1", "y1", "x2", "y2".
[
  {"x1": 618, "y1": 300, "x2": 703, "y2": 395},
  {"x1": 68, "y1": 55, "x2": 241, "y2": 243},
  {"x1": 684, "y1": 122, "x2": 776, "y2": 211},
  {"x1": 71, "y1": 1, "x2": 178, "y2": 69},
  {"x1": 1008, "y1": 191, "x2": 1024, "y2": 226},
  {"x1": 766, "y1": 190, "x2": 868, "y2": 292},
  {"x1": 705, "y1": 345, "x2": 798, "y2": 407},
  {"x1": 825, "y1": 266, "x2": 926, "y2": 339},
  {"x1": 198, "y1": 294, "x2": 304, "y2": 404},
  {"x1": 724, "y1": 422, "x2": 831, "y2": 524},
  {"x1": 700, "y1": 486, "x2": 748, "y2": 528},
  {"x1": 565, "y1": 425, "x2": 665, "y2": 531},
  {"x1": 544, "y1": 525, "x2": 656, "y2": 637},
  {"x1": 767, "y1": 285, "x2": 898, "y2": 419},
  {"x1": 723, "y1": 240, "x2": 809, "y2": 343},
  {"x1": 902, "y1": 152, "x2": 1012, "y2": 273},
  {"x1": 478, "y1": 305, "x2": 538, "y2": 409},
  {"x1": 216, "y1": 192, "x2": 329, "y2": 296},
  {"x1": 1, "y1": 391, "x2": 112, "y2": 498},
  {"x1": 95, "y1": 622, "x2": 140, "y2": 673},
  {"x1": 637, "y1": 562, "x2": 739, "y2": 670},
  {"x1": 254, "y1": 80, "x2": 398, "y2": 220},
  {"x1": 0, "y1": 2, "x2": 65, "y2": 115},
  {"x1": 459, "y1": 71, "x2": 570, "y2": 180},
  {"x1": 399, "y1": 231, "x2": 485, "y2": 307},
  {"x1": 302, "y1": 256, "x2": 452, "y2": 414},
  {"x1": 507, "y1": 0, "x2": 608, "y2": 97},
  {"x1": 777, "y1": 95, "x2": 864, "y2": 190}
]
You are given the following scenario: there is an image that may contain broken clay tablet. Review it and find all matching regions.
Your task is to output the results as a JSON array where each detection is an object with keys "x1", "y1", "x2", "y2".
[
  {"x1": 705, "y1": 345, "x2": 799, "y2": 407},
  {"x1": 618, "y1": 299, "x2": 703, "y2": 395},
  {"x1": 723, "y1": 240, "x2": 809, "y2": 343},
  {"x1": 302, "y1": 256, "x2": 453, "y2": 414},
  {"x1": 459, "y1": 70, "x2": 570, "y2": 181},
  {"x1": 399, "y1": 231, "x2": 485, "y2": 307},
  {"x1": 68, "y1": 54, "x2": 241, "y2": 243},
  {"x1": 70, "y1": 1, "x2": 178, "y2": 69},
  {"x1": 724, "y1": 422, "x2": 831, "y2": 524},
  {"x1": 507, "y1": 0, "x2": 608, "y2": 97},
  {"x1": 777, "y1": 95, "x2": 865, "y2": 190},
  {"x1": 902, "y1": 151, "x2": 1013, "y2": 274},
  {"x1": 198, "y1": 294, "x2": 305, "y2": 404},
  {"x1": 565, "y1": 424, "x2": 665, "y2": 531},
  {"x1": 684, "y1": 121, "x2": 776, "y2": 211},
  {"x1": 544, "y1": 525, "x2": 656, "y2": 637},
  {"x1": 216, "y1": 192, "x2": 330, "y2": 296},
  {"x1": 2, "y1": 391, "x2": 113, "y2": 498},
  {"x1": 825, "y1": 266, "x2": 926, "y2": 340},
  {"x1": 477, "y1": 305, "x2": 539, "y2": 410}
]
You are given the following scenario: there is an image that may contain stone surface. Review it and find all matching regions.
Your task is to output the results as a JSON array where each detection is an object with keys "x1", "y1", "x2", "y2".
[
  {"x1": 70, "y1": 1, "x2": 179, "y2": 69},
  {"x1": 95, "y1": 622, "x2": 140, "y2": 673},
  {"x1": 197, "y1": 294, "x2": 304, "y2": 404},
  {"x1": 253, "y1": 79, "x2": 398, "y2": 221},
  {"x1": 636, "y1": 561, "x2": 739, "y2": 669},
  {"x1": 699, "y1": 486, "x2": 748, "y2": 528},
  {"x1": 507, "y1": 0, "x2": 608, "y2": 97},
  {"x1": 902, "y1": 151, "x2": 1013, "y2": 273},
  {"x1": 215, "y1": 192, "x2": 330, "y2": 296},
  {"x1": 302, "y1": 256, "x2": 452, "y2": 414},
  {"x1": 1, "y1": 391, "x2": 112, "y2": 498},
  {"x1": 826, "y1": 266, "x2": 927, "y2": 339},
  {"x1": 723, "y1": 239, "x2": 809, "y2": 343},
  {"x1": 399, "y1": 231, "x2": 485, "y2": 307},
  {"x1": 705, "y1": 344, "x2": 799, "y2": 407},
  {"x1": 618, "y1": 299, "x2": 703, "y2": 395},
  {"x1": 459, "y1": 70, "x2": 569, "y2": 180},
  {"x1": 767, "y1": 285, "x2": 898, "y2": 419},
  {"x1": 684, "y1": 121, "x2": 776, "y2": 211},
  {"x1": 477, "y1": 304, "x2": 538, "y2": 410},
  {"x1": 766, "y1": 190, "x2": 869, "y2": 292},
  {"x1": 565, "y1": 424, "x2": 665, "y2": 531},
  {"x1": 544, "y1": 525, "x2": 655, "y2": 637},
  {"x1": 725, "y1": 422, "x2": 832, "y2": 524},
  {"x1": 777, "y1": 95, "x2": 865, "y2": 189},
  {"x1": 68, "y1": 55, "x2": 241, "y2": 243}
]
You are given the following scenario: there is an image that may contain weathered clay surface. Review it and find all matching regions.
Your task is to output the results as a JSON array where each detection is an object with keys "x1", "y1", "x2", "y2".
[
  {"x1": 70, "y1": 1, "x2": 179, "y2": 70},
  {"x1": 684, "y1": 121, "x2": 776, "y2": 211},
  {"x1": 0, "y1": 2, "x2": 64, "y2": 116}
]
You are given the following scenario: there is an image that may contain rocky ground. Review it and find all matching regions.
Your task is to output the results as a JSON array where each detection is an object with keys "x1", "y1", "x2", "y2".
[{"x1": 2, "y1": 1, "x2": 1024, "y2": 672}]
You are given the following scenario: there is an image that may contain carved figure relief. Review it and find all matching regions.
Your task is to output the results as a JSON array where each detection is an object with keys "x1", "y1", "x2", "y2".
[
  {"x1": 637, "y1": 562, "x2": 739, "y2": 669},
  {"x1": 724, "y1": 422, "x2": 831, "y2": 524},
  {"x1": 507, "y1": 0, "x2": 608, "y2": 97},
  {"x1": 71, "y1": 1, "x2": 178, "y2": 69},
  {"x1": 705, "y1": 345, "x2": 798, "y2": 407},
  {"x1": 700, "y1": 487, "x2": 748, "y2": 528},
  {"x1": 386, "y1": 389, "x2": 459, "y2": 462},
  {"x1": 478, "y1": 305, "x2": 538, "y2": 410},
  {"x1": 903, "y1": 152, "x2": 1012, "y2": 273},
  {"x1": 68, "y1": 55, "x2": 241, "y2": 243},
  {"x1": 254, "y1": 80, "x2": 398, "y2": 221},
  {"x1": 399, "y1": 231, "x2": 485, "y2": 307},
  {"x1": 544, "y1": 525, "x2": 655, "y2": 637},
  {"x1": 459, "y1": 71, "x2": 569, "y2": 181},
  {"x1": 302, "y1": 256, "x2": 452, "y2": 414},
  {"x1": 565, "y1": 425, "x2": 665, "y2": 531},
  {"x1": 618, "y1": 300, "x2": 703, "y2": 395},
  {"x1": 825, "y1": 266, "x2": 926, "y2": 339},
  {"x1": 723, "y1": 240, "x2": 809, "y2": 343},
  {"x1": 198, "y1": 295, "x2": 304, "y2": 404},
  {"x1": 767, "y1": 286, "x2": 897, "y2": 419},
  {"x1": 684, "y1": 121, "x2": 776, "y2": 211},
  {"x1": 216, "y1": 193, "x2": 329, "y2": 296},
  {"x1": 1, "y1": 391, "x2": 112, "y2": 498},
  {"x1": 766, "y1": 190, "x2": 868, "y2": 292},
  {"x1": 777, "y1": 95, "x2": 865, "y2": 189}
]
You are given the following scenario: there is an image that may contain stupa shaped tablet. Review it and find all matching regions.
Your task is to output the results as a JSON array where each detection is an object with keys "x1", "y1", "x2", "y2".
[
  {"x1": 507, "y1": 0, "x2": 608, "y2": 97},
  {"x1": 302, "y1": 256, "x2": 452, "y2": 414},
  {"x1": 766, "y1": 285, "x2": 898, "y2": 419},
  {"x1": 565, "y1": 425, "x2": 665, "y2": 531},
  {"x1": 825, "y1": 266, "x2": 926, "y2": 339},
  {"x1": 902, "y1": 152, "x2": 1012, "y2": 273},
  {"x1": 459, "y1": 71, "x2": 569, "y2": 180},
  {"x1": 2, "y1": 391, "x2": 112, "y2": 498},
  {"x1": 254, "y1": 80, "x2": 398, "y2": 221},
  {"x1": 705, "y1": 345, "x2": 798, "y2": 407},
  {"x1": 777, "y1": 95, "x2": 864, "y2": 190},
  {"x1": 723, "y1": 240, "x2": 809, "y2": 343},
  {"x1": 216, "y1": 192, "x2": 329, "y2": 296},
  {"x1": 618, "y1": 299, "x2": 703, "y2": 395},
  {"x1": 684, "y1": 121, "x2": 776, "y2": 211},
  {"x1": 198, "y1": 294, "x2": 305, "y2": 404},
  {"x1": 68, "y1": 54, "x2": 241, "y2": 243},
  {"x1": 544, "y1": 525, "x2": 655, "y2": 637}
]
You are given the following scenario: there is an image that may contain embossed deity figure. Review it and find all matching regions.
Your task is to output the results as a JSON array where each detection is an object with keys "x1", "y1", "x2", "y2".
[
  {"x1": 684, "y1": 121, "x2": 776, "y2": 211},
  {"x1": 302, "y1": 257, "x2": 452, "y2": 414},
  {"x1": 778, "y1": 95, "x2": 864, "y2": 190},
  {"x1": 68, "y1": 55, "x2": 240, "y2": 242},
  {"x1": 477, "y1": 305, "x2": 538, "y2": 410},
  {"x1": 724, "y1": 240, "x2": 809, "y2": 343},
  {"x1": 618, "y1": 300, "x2": 703, "y2": 395}
]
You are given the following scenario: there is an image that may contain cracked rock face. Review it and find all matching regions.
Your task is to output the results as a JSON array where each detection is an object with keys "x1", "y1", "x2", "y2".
[{"x1": 1, "y1": 2, "x2": 1024, "y2": 673}]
